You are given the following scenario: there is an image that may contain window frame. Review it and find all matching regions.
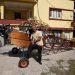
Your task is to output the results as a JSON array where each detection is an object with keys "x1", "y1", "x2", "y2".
[{"x1": 49, "y1": 8, "x2": 62, "y2": 19}]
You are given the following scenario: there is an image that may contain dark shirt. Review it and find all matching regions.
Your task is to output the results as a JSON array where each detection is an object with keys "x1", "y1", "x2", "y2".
[{"x1": 28, "y1": 28, "x2": 34, "y2": 38}]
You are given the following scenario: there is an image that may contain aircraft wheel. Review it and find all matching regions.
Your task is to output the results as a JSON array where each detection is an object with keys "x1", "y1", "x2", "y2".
[
  {"x1": 19, "y1": 58, "x2": 29, "y2": 68},
  {"x1": 12, "y1": 47, "x2": 19, "y2": 54}
]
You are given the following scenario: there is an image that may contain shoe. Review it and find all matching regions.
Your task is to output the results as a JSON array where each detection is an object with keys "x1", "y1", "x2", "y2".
[
  {"x1": 36, "y1": 59, "x2": 42, "y2": 65},
  {"x1": 38, "y1": 62, "x2": 42, "y2": 65}
]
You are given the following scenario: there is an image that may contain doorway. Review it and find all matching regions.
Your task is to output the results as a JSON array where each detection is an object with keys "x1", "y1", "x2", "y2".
[
  {"x1": 73, "y1": 30, "x2": 75, "y2": 38},
  {"x1": 14, "y1": 12, "x2": 21, "y2": 19}
]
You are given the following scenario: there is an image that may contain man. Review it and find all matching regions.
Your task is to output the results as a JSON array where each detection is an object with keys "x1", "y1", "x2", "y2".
[
  {"x1": 2, "y1": 25, "x2": 12, "y2": 45},
  {"x1": 1, "y1": 25, "x2": 8, "y2": 45},
  {"x1": 26, "y1": 26, "x2": 43, "y2": 64}
]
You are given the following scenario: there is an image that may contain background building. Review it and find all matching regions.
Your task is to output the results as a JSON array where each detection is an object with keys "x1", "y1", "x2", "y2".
[
  {"x1": 0, "y1": 0, "x2": 74, "y2": 40},
  {"x1": 0, "y1": 0, "x2": 37, "y2": 20},
  {"x1": 34, "y1": 0, "x2": 74, "y2": 40}
]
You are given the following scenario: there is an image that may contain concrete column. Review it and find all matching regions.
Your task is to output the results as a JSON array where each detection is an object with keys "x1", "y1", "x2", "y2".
[
  {"x1": 61, "y1": 31, "x2": 65, "y2": 38},
  {"x1": 69, "y1": 31, "x2": 73, "y2": 40},
  {"x1": 0, "y1": 5, "x2": 4, "y2": 19}
]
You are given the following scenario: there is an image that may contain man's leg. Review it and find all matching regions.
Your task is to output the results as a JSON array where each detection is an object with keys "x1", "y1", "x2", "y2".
[
  {"x1": 26, "y1": 44, "x2": 35, "y2": 59},
  {"x1": 37, "y1": 45, "x2": 42, "y2": 64}
]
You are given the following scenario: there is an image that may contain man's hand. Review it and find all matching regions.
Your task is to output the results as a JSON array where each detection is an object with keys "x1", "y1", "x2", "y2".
[
  {"x1": 31, "y1": 36, "x2": 42, "y2": 44},
  {"x1": 31, "y1": 40, "x2": 35, "y2": 45}
]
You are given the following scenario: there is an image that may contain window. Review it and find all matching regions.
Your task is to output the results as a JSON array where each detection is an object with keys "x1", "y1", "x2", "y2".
[
  {"x1": 49, "y1": 8, "x2": 62, "y2": 19},
  {"x1": 53, "y1": 30, "x2": 62, "y2": 37},
  {"x1": 14, "y1": 12, "x2": 21, "y2": 19}
]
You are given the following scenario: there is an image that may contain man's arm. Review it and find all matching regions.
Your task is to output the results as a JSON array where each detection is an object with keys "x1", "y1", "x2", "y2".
[
  {"x1": 31, "y1": 31, "x2": 43, "y2": 44},
  {"x1": 34, "y1": 31, "x2": 43, "y2": 43},
  {"x1": 34, "y1": 36, "x2": 42, "y2": 43}
]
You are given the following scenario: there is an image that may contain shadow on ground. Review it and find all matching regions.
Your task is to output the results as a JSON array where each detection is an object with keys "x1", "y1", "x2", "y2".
[{"x1": 0, "y1": 49, "x2": 39, "y2": 63}]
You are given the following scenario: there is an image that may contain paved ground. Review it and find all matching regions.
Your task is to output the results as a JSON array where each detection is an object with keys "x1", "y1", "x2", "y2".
[
  {"x1": 0, "y1": 45, "x2": 42, "y2": 75},
  {"x1": 0, "y1": 45, "x2": 75, "y2": 75}
]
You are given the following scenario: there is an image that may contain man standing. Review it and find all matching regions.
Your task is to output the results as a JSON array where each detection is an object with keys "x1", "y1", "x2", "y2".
[{"x1": 26, "y1": 26, "x2": 43, "y2": 64}]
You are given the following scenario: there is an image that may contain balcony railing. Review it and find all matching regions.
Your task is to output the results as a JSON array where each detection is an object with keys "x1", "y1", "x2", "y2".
[{"x1": 0, "y1": 20, "x2": 27, "y2": 24}]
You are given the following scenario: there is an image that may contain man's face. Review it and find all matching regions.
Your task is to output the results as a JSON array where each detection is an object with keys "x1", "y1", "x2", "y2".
[{"x1": 32, "y1": 26, "x2": 36, "y2": 32}]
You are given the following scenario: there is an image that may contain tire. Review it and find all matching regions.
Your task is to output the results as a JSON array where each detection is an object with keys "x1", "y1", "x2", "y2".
[
  {"x1": 18, "y1": 58, "x2": 29, "y2": 68},
  {"x1": 12, "y1": 47, "x2": 19, "y2": 54}
]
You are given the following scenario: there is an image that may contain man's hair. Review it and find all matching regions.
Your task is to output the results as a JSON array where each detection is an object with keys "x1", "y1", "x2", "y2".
[{"x1": 29, "y1": 28, "x2": 34, "y2": 38}]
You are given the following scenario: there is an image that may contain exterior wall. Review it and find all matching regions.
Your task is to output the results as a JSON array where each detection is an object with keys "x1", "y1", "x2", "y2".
[
  {"x1": 4, "y1": 9, "x2": 14, "y2": 19},
  {"x1": 0, "y1": 6, "x2": 1, "y2": 19},
  {"x1": 34, "y1": 0, "x2": 74, "y2": 39},
  {"x1": 70, "y1": 31, "x2": 73, "y2": 39},
  {"x1": 34, "y1": 0, "x2": 74, "y2": 28},
  {"x1": 0, "y1": 0, "x2": 74, "y2": 39},
  {"x1": 0, "y1": 5, "x2": 4, "y2": 19},
  {"x1": 0, "y1": 0, "x2": 35, "y2": 20},
  {"x1": 4, "y1": 9, "x2": 29, "y2": 20}
]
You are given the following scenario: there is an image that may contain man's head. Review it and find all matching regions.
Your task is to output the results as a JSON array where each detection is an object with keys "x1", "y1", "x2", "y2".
[{"x1": 32, "y1": 25, "x2": 37, "y2": 32}]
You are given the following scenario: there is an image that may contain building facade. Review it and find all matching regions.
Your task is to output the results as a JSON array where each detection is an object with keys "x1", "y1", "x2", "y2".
[
  {"x1": 71, "y1": 0, "x2": 75, "y2": 38},
  {"x1": 0, "y1": 0, "x2": 74, "y2": 39},
  {"x1": 0, "y1": 0, "x2": 36, "y2": 20}
]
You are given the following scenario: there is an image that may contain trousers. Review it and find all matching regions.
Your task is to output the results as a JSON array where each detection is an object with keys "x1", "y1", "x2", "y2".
[{"x1": 26, "y1": 44, "x2": 42, "y2": 64}]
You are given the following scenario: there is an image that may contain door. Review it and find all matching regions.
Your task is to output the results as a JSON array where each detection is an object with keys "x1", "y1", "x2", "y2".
[{"x1": 14, "y1": 12, "x2": 21, "y2": 19}]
